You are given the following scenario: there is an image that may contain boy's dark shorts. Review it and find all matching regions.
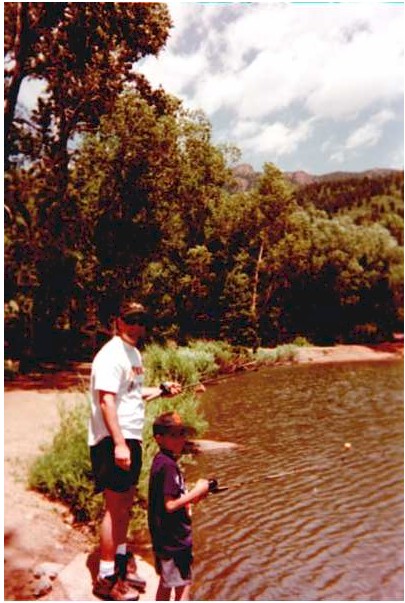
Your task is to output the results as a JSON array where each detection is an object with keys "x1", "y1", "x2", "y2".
[
  {"x1": 155, "y1": 549, "x2": 193, "y2": 588},
  {"x1": 90, "y1": 436, "x2": 142, "y2": 493}
]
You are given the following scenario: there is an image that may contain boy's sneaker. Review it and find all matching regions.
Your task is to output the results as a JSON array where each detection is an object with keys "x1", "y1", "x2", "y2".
[
  {"x1": 115, "y1": 553, "x2": 147, "y2": 593},
  {"x1": 93, "y1": 574, "x2": 140, "y2": 601}
]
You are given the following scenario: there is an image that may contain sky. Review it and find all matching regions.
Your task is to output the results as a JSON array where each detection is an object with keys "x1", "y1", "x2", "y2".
[{"x1": 137, "y1": 1, "x2": 404, "y2": 175}]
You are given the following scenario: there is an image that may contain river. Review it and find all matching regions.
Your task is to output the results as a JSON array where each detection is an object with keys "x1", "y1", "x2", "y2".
[{"x1": 186, "y1": 360, "x2": 403, "y2": 601}]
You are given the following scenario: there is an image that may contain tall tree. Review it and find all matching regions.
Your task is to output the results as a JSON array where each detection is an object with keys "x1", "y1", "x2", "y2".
[{"x1": 4, "y1": 3, "x2": 172, "y2": 359}]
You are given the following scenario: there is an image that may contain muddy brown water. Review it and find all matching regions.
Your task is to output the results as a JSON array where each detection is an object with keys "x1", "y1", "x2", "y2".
[{"x1": 186, "y1": 360, "x2": 403, "y2": 601}]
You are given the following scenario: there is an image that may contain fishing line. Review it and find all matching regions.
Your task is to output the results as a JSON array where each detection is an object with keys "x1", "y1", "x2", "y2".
[
  {"x1": 207, "y1": 451, "x2": 357, "y2": 494},
  {"x1": 208, "y1": 464, "x2": 329, "y2": 493}
]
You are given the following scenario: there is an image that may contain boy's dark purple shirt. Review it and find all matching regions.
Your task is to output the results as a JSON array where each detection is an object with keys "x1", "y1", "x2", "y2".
[{"x1": 148, "y1": 449, "x2": 192, "y2": 556}]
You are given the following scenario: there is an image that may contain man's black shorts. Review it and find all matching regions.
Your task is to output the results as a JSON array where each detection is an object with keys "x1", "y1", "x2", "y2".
[{"x1": 90, "y1": 437, "x2": 142, "y2": 493}]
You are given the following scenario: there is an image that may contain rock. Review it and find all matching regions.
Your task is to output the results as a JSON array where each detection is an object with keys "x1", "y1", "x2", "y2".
[
  {"x1": 33, "y1": 575, "x2": 52, "y2": 597},
  {"x1": 192, "y1": 439, "x2": 239, "y2": 452},
  {"x1": 35, "y1": 561, "x2": 64, "y2": 580}
]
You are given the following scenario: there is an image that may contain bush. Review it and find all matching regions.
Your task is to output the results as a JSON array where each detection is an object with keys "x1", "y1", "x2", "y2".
[
  {"x1": 256, "y1": 344, "x2": 300, "y2": 363},
  {"x1": 291, "y1": 336, "x2": 312, "y2": 347},
  {"x1": 28, "y1": 397, "x2": 103, "y2": 524},
  {"x1": 143, "y1": 340, "x2": 237, "y2": 386}
]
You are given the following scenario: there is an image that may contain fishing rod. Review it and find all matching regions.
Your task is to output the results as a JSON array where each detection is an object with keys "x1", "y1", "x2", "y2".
[{"x1": 159, "y1": 358, "x2": 266, "y2": 396}]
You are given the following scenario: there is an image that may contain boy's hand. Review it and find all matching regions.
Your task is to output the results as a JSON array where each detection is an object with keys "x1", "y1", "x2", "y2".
[
  {"x1": 160, "y1": 381, "x2": 182, "y2": 396},
  {"x1": 191, "y1": 478, "x2": 210, "y2": 503}
]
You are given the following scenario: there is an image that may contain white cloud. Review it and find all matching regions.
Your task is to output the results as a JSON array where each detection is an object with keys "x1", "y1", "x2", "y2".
[
  {"x1": 140, "y1": 3, "x2": 403, "y2": 123},
  {"x1": 243, "y1": 119, "x2": 313, "y2": 156},
  {"x1": 345, "y1": 110, "x2": 395, "y2": 150}
]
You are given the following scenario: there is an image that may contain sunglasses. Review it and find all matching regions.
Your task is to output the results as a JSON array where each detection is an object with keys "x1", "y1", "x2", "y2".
[{"x1": 122, "y1": 314, "x2": 151, "y2": 327}]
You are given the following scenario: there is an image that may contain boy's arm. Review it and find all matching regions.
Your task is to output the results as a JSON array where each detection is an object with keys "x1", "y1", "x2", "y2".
[{"x1": 165, "y1": 479, "x2": 209, "y2": 512}]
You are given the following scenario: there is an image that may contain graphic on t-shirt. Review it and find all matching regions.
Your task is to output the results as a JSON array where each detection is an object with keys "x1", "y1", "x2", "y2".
[{"x1": 127, "y1": 365, "x2": 144, "y2": 392}]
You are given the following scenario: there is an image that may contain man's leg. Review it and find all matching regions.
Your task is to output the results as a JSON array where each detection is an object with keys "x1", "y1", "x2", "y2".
[
  {"x1": 100, "y1": 487, "x2": 135, "y2": 562},
  {"x1": 93, "y1": 487, "x2": 139, "y2": 600}
]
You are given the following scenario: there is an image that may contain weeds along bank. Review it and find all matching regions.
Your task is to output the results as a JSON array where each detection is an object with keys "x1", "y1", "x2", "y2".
[{"x1": 29, "y1": 339, "x2": 290, "y2": 534}]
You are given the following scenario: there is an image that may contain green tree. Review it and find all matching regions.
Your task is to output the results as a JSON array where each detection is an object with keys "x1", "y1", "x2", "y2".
[
  {"x1": 72, "y1": 96, "x2": 232, "y2": 337},
  {"x1": 4, "y1": 3, "x2": 172, "y2": 360},
  {"x1": 269, "y1": 212, "x2": 403, "y2": 343}
]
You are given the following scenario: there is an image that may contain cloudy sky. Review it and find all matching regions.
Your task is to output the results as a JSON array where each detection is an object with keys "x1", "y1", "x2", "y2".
[{"x1": 138, "y1": 1, "x2": 404, "y2": 175}]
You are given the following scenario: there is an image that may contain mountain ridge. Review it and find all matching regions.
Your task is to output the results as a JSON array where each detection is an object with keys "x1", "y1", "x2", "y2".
[{"x1": 231, "y1": 164, "x2": 403, "y2": 190}]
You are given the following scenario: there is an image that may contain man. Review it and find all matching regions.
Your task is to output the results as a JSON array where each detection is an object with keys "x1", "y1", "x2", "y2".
[{"x1": 88, "y1": 300, "x2": 181, "y2": 601}]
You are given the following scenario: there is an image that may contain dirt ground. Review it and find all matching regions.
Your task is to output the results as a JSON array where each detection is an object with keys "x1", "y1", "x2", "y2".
[
  {"x1": 4, "y1": 388, "x2": 93, "y2": 601},
  {"x1": 3, "y1": 344, "x2": 403, "y2": 600}
]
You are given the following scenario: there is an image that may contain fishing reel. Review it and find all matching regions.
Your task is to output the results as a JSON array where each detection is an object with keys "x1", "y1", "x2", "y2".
[{"x1": 208, "y1": 478, "x2": 228, "y2": 494}]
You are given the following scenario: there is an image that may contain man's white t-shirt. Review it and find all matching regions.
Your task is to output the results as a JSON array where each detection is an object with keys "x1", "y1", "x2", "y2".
[{"x1": 88, "y1": 335, "x2": 145, "y2": 446}]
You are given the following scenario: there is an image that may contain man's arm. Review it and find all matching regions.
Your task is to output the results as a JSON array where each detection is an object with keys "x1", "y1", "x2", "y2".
[
  {"x1": 99, "y1": 390, "x2": 131, "y2": 470},
  {"x1": 142, "y1": 381, "x2": 182, "y2": 402},
  {"x1": 142, "y1": 386, "x2": 163, "y2": 402}
]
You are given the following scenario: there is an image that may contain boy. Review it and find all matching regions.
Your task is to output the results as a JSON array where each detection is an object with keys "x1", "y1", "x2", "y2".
[{"x1": 148, "y1": 412, "x2": 210, "y2": 601}]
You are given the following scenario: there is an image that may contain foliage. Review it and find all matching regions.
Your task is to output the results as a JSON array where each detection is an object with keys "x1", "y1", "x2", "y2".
[
  {"x1": 255, "y1": 345, "x2": 300, "y2": 363},
  {"x1": 291, "y1": 336, "x2": 312, "y2": 347},
  {"x1": 4, "y1": 5, "x2": 403, "y2": 354},
  {"x1": 4, "y1": 3, "x2": 172, "y2": 359},
  {"x1": 28, "y1": 398, "x2": 100, "y2": 523}
]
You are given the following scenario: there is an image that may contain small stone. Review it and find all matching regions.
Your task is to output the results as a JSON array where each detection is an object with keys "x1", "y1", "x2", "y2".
[
  {"x1": 37, "y1": 562, "x2": 64, "y2": 580},
  {"x1": 33, "y1": 575, "x2": 52, "y2": 597}
]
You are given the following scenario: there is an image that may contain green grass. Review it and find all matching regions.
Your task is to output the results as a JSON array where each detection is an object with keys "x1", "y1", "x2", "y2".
[
  {"x1": 143, "y1": 339, "x2": 237, "y2": 386},
  {"x1": 256, "y1": 344, "x2": 300, "y2": 363}
]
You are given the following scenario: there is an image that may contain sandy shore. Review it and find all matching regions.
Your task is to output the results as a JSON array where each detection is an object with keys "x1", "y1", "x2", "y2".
[{"x1": 289, "y1": 341, "x2": 403, "y2": 364}]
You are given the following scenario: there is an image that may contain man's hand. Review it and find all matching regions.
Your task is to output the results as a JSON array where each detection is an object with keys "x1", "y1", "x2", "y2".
[
  {"x1": 114, "y1": 442, "x2": 131, "y2": 471},
  {"x1": 160, "y1": 381, "x2": 182, "y2": 396}
]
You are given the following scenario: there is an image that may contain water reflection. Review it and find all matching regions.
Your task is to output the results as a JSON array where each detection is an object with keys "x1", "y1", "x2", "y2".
[{"x1": 186, "y1": 361, "x2": 403, "y2": 601}]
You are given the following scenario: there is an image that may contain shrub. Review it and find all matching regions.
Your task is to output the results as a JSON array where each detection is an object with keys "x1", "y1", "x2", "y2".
[
  {"x1": 255, "y1": 344, "x2": 300, "y2": 363},
  {"x1": 143, "y1": 340, "x2": 236, "y2": 386},
  {"x1": 28, "y1": 397, "x2": 103, "y2": 524},
  {"x1": 291, "y1": 336, "x2": 312, "y2": 347}
]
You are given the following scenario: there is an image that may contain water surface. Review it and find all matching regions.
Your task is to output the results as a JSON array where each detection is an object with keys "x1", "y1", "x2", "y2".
[{"x1": 186, "y1": 360, "x2": 403, "y2": 601}]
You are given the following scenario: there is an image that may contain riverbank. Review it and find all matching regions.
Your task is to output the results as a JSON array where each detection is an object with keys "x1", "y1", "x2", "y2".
[
  {"x1": 4, "y1": 342, "x2": 403, "y2": 599},
  {"x1": 286, "y1": 341, "x2": 404, "y2": 364}
]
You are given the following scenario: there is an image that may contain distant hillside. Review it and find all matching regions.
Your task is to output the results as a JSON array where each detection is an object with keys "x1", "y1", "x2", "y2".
[
  {"x1": 231, "y1": 164, "x2": 403, "y2": 191},
  {"x1": 294, "y1": 169, "x2": 404, "y2": 213},
  {"x1": 230, "y1": 164, "x2": 403, "y2": 245},
  {"x1": 284, "y1": 168, "x2": 403, "y2": 186}
]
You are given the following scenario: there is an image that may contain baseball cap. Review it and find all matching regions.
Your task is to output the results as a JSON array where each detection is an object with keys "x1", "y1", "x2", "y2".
[
  {"x1": 118, "y1": 301, "x2": 152, "y2": 327},
  {"x1": 153, "y1": 411, "x2": 196, "y2": 437}
]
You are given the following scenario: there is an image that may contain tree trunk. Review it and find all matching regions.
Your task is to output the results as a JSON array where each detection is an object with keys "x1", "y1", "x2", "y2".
[{"x1": 251, "y1": 238, "x2": 264, "y2": 317}]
